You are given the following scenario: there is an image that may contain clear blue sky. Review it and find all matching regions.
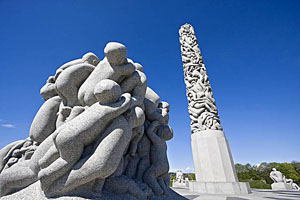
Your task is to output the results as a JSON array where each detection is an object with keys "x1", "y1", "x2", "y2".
[{"x1": 0, "y1": 0, "x2": 299, "y2": 173}]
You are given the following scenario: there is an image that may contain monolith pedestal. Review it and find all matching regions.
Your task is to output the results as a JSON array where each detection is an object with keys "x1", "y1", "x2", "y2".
[
  {"x1": 189, "y1": 130, "x2": 250, "y2": 194},
  {"x1": 179, "y1": 24, "x2": 250, "y2": 195}
]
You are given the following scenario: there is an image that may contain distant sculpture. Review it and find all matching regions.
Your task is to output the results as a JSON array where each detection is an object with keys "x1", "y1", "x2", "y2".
[
  {"x1": 179, "y1": 23, "x2": 222, "y2": 134},
  {"x1": 270, "y1": 168, "x2": 299, "y2": 191},
  {"x1": 286, "y1": 179, "x2": 300, "y2": 191},
  {"x1": 0, "y1": 42, "x2": 182, "y2": 199},
  {"x1": 172, "y1": 170, "x2": 189, "y2": 188},
  {"x1": 175, "y1": 170, "x2": 184, "y2": 183},
  {"x1": 270, "y1": 168, "x2": 286, "y2": 183}
]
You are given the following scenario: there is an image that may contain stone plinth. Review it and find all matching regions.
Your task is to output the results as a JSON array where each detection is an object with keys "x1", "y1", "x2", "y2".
[
  {"x1": 190, "y1": 130, "x2": 251, "y2": 194},
  {"x1": 173, "y1": 181, "x2": 189, "y2": 188},
  {"x1": 191, "y1": 130, "x2": 237, "y2": 182},
  {"x1": 189, "y1": 181, "x2": 250, "y2": 195},
  {"x1": 271, "y1": 182, "x2": 293, "y2": 191}
]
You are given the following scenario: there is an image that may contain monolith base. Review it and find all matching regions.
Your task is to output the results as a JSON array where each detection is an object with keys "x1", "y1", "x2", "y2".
[
  {"x1": 190, "y1": 130, "x2": 251, "y2": 194},
  {"x1": 271, "y1": 182, "x2": 293, "y2": 191},
  {"x1": 189, "y1": 181, "x2": 250, "y2": 194}
]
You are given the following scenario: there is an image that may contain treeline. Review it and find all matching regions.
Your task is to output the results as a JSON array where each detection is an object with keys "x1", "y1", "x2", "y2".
[
  {"x1": 169, "y1": 161, "x2": 300, "y2": 189},
  {"x1": 169, "y1": 172, "x2": 196, "y2": 181},
  {"x1": 235, "y1": 161, "x2": 300, "y2": 189}
]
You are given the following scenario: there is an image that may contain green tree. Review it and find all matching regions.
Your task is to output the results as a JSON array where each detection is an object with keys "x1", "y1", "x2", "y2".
[
  {"x1": 277, "y1": 162, "x2": 299, "y2": 182},
  {"x1": 188, "y1": 173, "x2": 196, "y2": 180},
  {"x1": 291, "y1": 161, "x2": 300, "y2": 171},
  {"x1": 235, "y1": 163, "x2": 249, "y2": 173},
  {"x1": 269, "y1": 162, "x2": 280, "y2": 170},
  {"x1": 169, "y1": 173, "x2": 176, "y2": 181},
  {"x1": 291, "y1": 161, "x2": 300, "y2": 184}
]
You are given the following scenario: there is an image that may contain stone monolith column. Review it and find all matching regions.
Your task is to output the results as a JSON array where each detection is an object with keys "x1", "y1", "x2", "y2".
[{"x1": 179, "y1": 24, "x2": 250, "y2": 195}]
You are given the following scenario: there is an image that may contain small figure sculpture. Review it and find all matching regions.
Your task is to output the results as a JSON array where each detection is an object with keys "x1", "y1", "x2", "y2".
[
  {"x1": 0, "y1": 140, "x2": 24, "y2": 173},
  {"x1": 1, "y1": 138, "x2": 37, "y2": 170},
  {"x1": 286, "y1": 179, "x2": 300, "y2": 191},
  {"x1": 55, "y1": 62, "x2": 95, "y2": 107},
  {"x1": 78, "y1": 42, "x2": 136, "y2": 106},
  {"x1": 172, "y1": 169, "x2": 189, "y2": 188},
  {"x1": 270, "y1": 168, "x2": 286, "y2": 183},
  {"x1": 134, "y1": 124, "x2": 152, "y2": 184},
  {"x1": 270, "y1": 168, "x2": 299, "y2": 191},
  {"x1": 143, "y1": 120, "x2": 173, "y2": 195},
  {"x1": 40, "y1": 52, "x2": 99, "y2": 102},
  {"x1": 176, "y1": 170, "x2": 184, "y2": 183}
]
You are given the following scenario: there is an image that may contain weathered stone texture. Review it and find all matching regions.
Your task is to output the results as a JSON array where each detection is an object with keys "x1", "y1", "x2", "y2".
[
  {"x1": 179, "y1": 24, "x2": 250, "y2": 195},
  {"x1": 179, "y1": 24, "x2": 222, "y2": 134},
  {"x1": 0, "y1": 42, "x2": 184, "y2": 200}
]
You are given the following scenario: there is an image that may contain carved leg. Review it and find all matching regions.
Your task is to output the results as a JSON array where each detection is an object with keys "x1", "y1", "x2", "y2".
[
  {"x1": 128, "y1": 126, "x2": 144, "y2": 157},
  {"x1": 45, "y1": 116, "x2": 132, "y2": 196},
  {"x1": 162, "y1": 173, "x2": 170, "y2": 188},
  {"x1": 135, "y1": 155, "x2": 150, "y2": 183},
  {"x1": 0, "y1": 165, "x2": 37, "y2": 197},
  {"x1": 143, "y1": 167, "x2": 164, "y2": 196},
  {"x1": 104, "y1": 175, "x2": 148, "y2": 200},
  {"x1": 158, "y1": 177, "x2": 168, "y2": 195},
  {"x1": 93, "y1": 178, "x2": 105, "y2": 193},
  {"x1": 38, "y1": 146, "x2": 59, "y2": 169},
  {"x1": 55, "y1": 64, "x2": 94, "y2": 107},
  {"x1": 38, "y1": 142, "x2": 83, "y2": 191},
  {"x1": 125, "y1": 155, "x2": 139, "y2": 179}
]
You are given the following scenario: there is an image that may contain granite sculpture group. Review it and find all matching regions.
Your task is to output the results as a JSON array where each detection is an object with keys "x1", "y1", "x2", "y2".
[
  {"x1": 0, "y1": 42, "x2": 179, "y2": 199},
  {"x1": 172, "y1": 170, "x2": 189, "y2": 188},
  {"x1": 270, "y1": 168, "x2": 300, "y2": 191}
]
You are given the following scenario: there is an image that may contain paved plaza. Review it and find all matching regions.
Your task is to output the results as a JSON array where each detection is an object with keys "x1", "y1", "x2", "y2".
[{"x1": 173, "y1": 186, "x2": 300, "y2": 200}]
